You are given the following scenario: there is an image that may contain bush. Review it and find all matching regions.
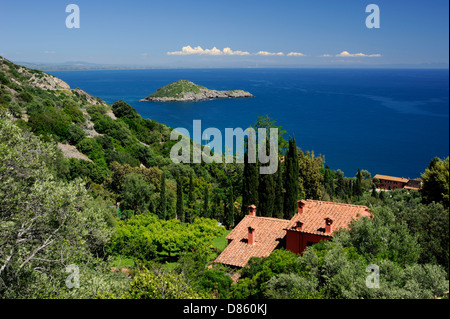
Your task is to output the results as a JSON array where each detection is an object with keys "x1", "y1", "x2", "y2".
[
  {"x1": 28, "y1": 107, "x2": 72, "y2": 139},
  {"x1": 77, "y1": 138, "x2": 103, "y2": 158},
  {"x1": 19, "y1": 91, "x2": 33, "y2": 102},
  {"x1": 112, "y1": 100, "x2": 138, "y2": 119},
  {"x1": 66, "y1": 124, "x2": 86, "y2": 145}
]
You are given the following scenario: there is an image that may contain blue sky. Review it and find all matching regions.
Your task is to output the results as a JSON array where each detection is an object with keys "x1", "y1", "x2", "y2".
[{"x1": 0, "y1": 0, "x2": 448, "y2": 67}]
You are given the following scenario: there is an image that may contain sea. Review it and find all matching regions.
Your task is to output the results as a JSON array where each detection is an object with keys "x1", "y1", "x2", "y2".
[{"x1": 48, "y1": 68, "x2": 449, "y2": 179}]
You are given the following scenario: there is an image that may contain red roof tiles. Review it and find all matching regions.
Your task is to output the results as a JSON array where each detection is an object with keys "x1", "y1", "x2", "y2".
[
  {"x1": 215, "y1": 200, "x2": 371, "y2": 267},
  {"x1": 214, "y1": 215, "x2": 290, "y2": 268},
  {"x1": 287, "y1": 200, "x2": 372, "y2": 236}
]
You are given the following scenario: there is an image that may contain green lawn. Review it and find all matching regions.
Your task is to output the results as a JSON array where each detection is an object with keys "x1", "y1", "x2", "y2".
[{"x1": 212, "y1": 229, "x2": 231, "y2": 251}]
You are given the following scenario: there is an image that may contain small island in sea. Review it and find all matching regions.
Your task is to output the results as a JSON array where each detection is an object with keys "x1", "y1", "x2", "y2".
[{"x1": 140, "y1": 79, "x2": 254, "y2": 102}]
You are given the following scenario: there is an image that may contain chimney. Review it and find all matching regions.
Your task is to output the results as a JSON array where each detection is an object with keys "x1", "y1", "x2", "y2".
[
  {"x1": 297, "y1": 200, "x2": 306, "y2": 215},
  {"x1": 324, "y1": 217, "x2": 334, "y2": 234},
  {"x1": 248, "y1": 205, "x2": 256, "y2": 217},
  {"x1": 295, "y1": 221, "x2": 304, "y2": 231},
  {"x1": 248, "y1": 226, "x2": 255, "y2": 245}
]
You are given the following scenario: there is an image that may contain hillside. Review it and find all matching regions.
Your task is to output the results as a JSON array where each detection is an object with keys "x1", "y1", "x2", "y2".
[{"x1": 140, "y1": 79, "x2": 253, "y2": 102}]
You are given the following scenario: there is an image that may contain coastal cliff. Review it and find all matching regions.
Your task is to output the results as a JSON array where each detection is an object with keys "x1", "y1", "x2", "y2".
[{"x1": 140, "y1": 79, "x2": 253, "y2": 102}]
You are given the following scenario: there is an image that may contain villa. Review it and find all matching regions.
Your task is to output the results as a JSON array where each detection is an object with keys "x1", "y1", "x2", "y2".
[{"x1": 214, "y1": 200, "x2": 372, "y2": 268}]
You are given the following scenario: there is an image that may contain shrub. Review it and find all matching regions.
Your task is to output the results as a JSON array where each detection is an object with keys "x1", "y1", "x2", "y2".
[{"x1": 66, "y1": 124, "x2": 86, "y2": 145}]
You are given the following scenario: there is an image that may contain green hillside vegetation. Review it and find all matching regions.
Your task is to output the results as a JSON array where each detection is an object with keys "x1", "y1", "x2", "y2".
[
  {"x1": 149, "y1": 80, "x2": 206, "y2": 99},
  {"x1": 0, "y1": 56, "x2": 448, "y2": 299}
]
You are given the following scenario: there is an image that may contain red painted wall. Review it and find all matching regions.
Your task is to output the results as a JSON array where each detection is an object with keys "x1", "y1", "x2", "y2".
[
  {"x1": 378, "y1": 179, "x2": 406, "y2": 190},
  {"x1": 286, "y1": 230, "x2": 330, "y2": 255}
]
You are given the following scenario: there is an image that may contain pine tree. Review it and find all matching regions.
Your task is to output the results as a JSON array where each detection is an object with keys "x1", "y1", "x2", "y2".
[
  {"x1": 158, "y1": 172, "x2": 167, "y2": 220},
  {"x1": 177, "y1": 177, "x2": 184, "y2": 222}
]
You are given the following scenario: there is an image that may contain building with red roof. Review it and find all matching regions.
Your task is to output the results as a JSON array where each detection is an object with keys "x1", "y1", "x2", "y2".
[{"x1": 214, "y1": 200, "x2": 372, "y2": 268}]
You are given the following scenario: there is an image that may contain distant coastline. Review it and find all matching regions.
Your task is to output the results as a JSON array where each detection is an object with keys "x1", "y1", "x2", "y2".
[{"x1": 14, "y1": 61, "x2": 450, "y2": 72}]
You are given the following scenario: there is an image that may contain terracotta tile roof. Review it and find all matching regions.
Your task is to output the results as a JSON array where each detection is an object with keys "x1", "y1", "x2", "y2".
[
  {"x1": 404, "y1": 186, "x2": 421, "y2": 190},
  {"x1": 373, "y1": 174, "x2": 409, "y2": 183},
  {"x1": 215, "y1": 200, "x2": 371, "y2": 267},
  {"x1": 214, "y1": 215, "x2": 290, "y2": 268},
  {"x1": 288, "y1": 200, "x2": 372, "y2": 236}
]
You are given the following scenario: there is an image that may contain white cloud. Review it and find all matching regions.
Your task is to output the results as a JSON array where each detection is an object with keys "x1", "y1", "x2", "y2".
[
  {"x1": 167, "y1": 45, "x2": 250, "y2": 56},
  {"x1": 222, "y1": 47, "x2": 250, "y2": 56},
  {"x1": 43, "y1": 50, "x2": 56, "y2": 54},
  {"x1": 287, "y1": 52, "x2": 306, "y2": 57},
  {"x1": 336, "y1": 51, "x2": 381, "y2": 57},
  {"x1": 255, "y1": 51, "x2": 284, "y2": 56},
  {"x1": 320, "y1": 54, "x2": 332, "y2": 57}
]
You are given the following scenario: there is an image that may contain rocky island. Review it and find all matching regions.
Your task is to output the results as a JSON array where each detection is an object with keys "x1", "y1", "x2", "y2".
[{"x1": 140, "y1": 79, "x2": 253, "y2": 102}]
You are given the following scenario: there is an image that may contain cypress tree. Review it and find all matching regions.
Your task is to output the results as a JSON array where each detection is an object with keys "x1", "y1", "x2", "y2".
[
  {"x1": 203, "y1": 185, "x2": 209, "y2": 218},
  {"x1": 274, "y1": 157, "x2": 284, "y2": 219},
  {"x1": 188, "y1": 172, "x2": 194, "y2": 208},
  {"x1": 336, "y1": 170, "x2": 346, "y2": 199},
  {"x1": 241, "y1": 137, "x2": 259, "y2": 215},
  {"x1": 371, "y1": 184, "x2": 378, "y2": 199},
  {"x1": 258, "y1": 140, "x2": 275, "y2": 217},
  {"x1": 158, "y1": 172, "x2": 167, "y2": 220},
  {"x1": 283, "y1": 137, "x2": 299, "y2": 219},
  {"x1": 176, "y1": 177, "x2": 184, "y2": 222},
  {"x1": 227, "y1": 185, "x2": 235, "y2": 228},
  {"x1": 355, "y1": 168, "x2": 363, "y2": 199},
  {"x1": 187, "y1": 172, "x2": 194, "y2": 222}
]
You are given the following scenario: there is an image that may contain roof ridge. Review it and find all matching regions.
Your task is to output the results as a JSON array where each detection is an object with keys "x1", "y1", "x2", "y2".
[
  {"x1": 247, "y1": 215, "x2": 290, "y2": 222},
  {"x1": 305, "y1": 199, "x2": 369, "y2": 209}
]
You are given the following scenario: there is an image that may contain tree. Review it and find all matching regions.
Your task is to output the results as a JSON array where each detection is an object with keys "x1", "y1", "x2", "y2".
[
  {"x1": 121, "y1": 173, "x2": 153, "y2": 213},
  {"x1": 283, "y1": 137, "x2": 299, "y2": 218},
  {"x1": 335, "y1": 170, "x2": 346, "y2": 199},
  {"x1": 66, "y1": 124, "x2": 85, "y2": 145},
  {"x1": 112, "y1": 100, "x2": 138, "y2": 119},
  {"x1": 273, "y1": 157, "x2": 284, "y2": 219},
  {"x1": 0, "y1": 114, "x2": 114, "y2": 298},
  {"x1": 186, "y1": 172, "x2": 195, "y2": 222},
  {"x1": 258, "y1": 140, "x2": 276, "y2": 217},
  {"x1": 241, "y1": 136, "x2": 259, "y2": 216},
  {"x1": 258, "y1": 169, "x2": 275, "y2": 218},
  {"x1": 421, "y1": 157, "x2": 449, "y2": 207},
  {"x1": 354, "y1": 168, "x2": 363, "y2": 199},
  {"x1": 120, "y1": 267, "x2": 210, "y2": 299},
  {"x1": 177, "y1": 177, "x2": 184, "y2": 222},
  {"x1": 226, "y1": 185, "x2": 235, "y2": 228},
  {"x1": 203, "y1": 185, "x2": 210, "y2": 218},
  {"x1": 323, "y1": 165, "x2": 335, "y2": 198},
  {"x1": 298, "y1": 149, "x2": 323, "y2": 201},
  {"x1": 157, "y1": 172, "x2": 167, "y2": 220}
]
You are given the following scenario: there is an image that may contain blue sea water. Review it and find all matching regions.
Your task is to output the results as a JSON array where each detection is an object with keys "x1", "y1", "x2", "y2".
[{"x1": 49, "y1": 68, "x2": 449, "y2": 178}]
